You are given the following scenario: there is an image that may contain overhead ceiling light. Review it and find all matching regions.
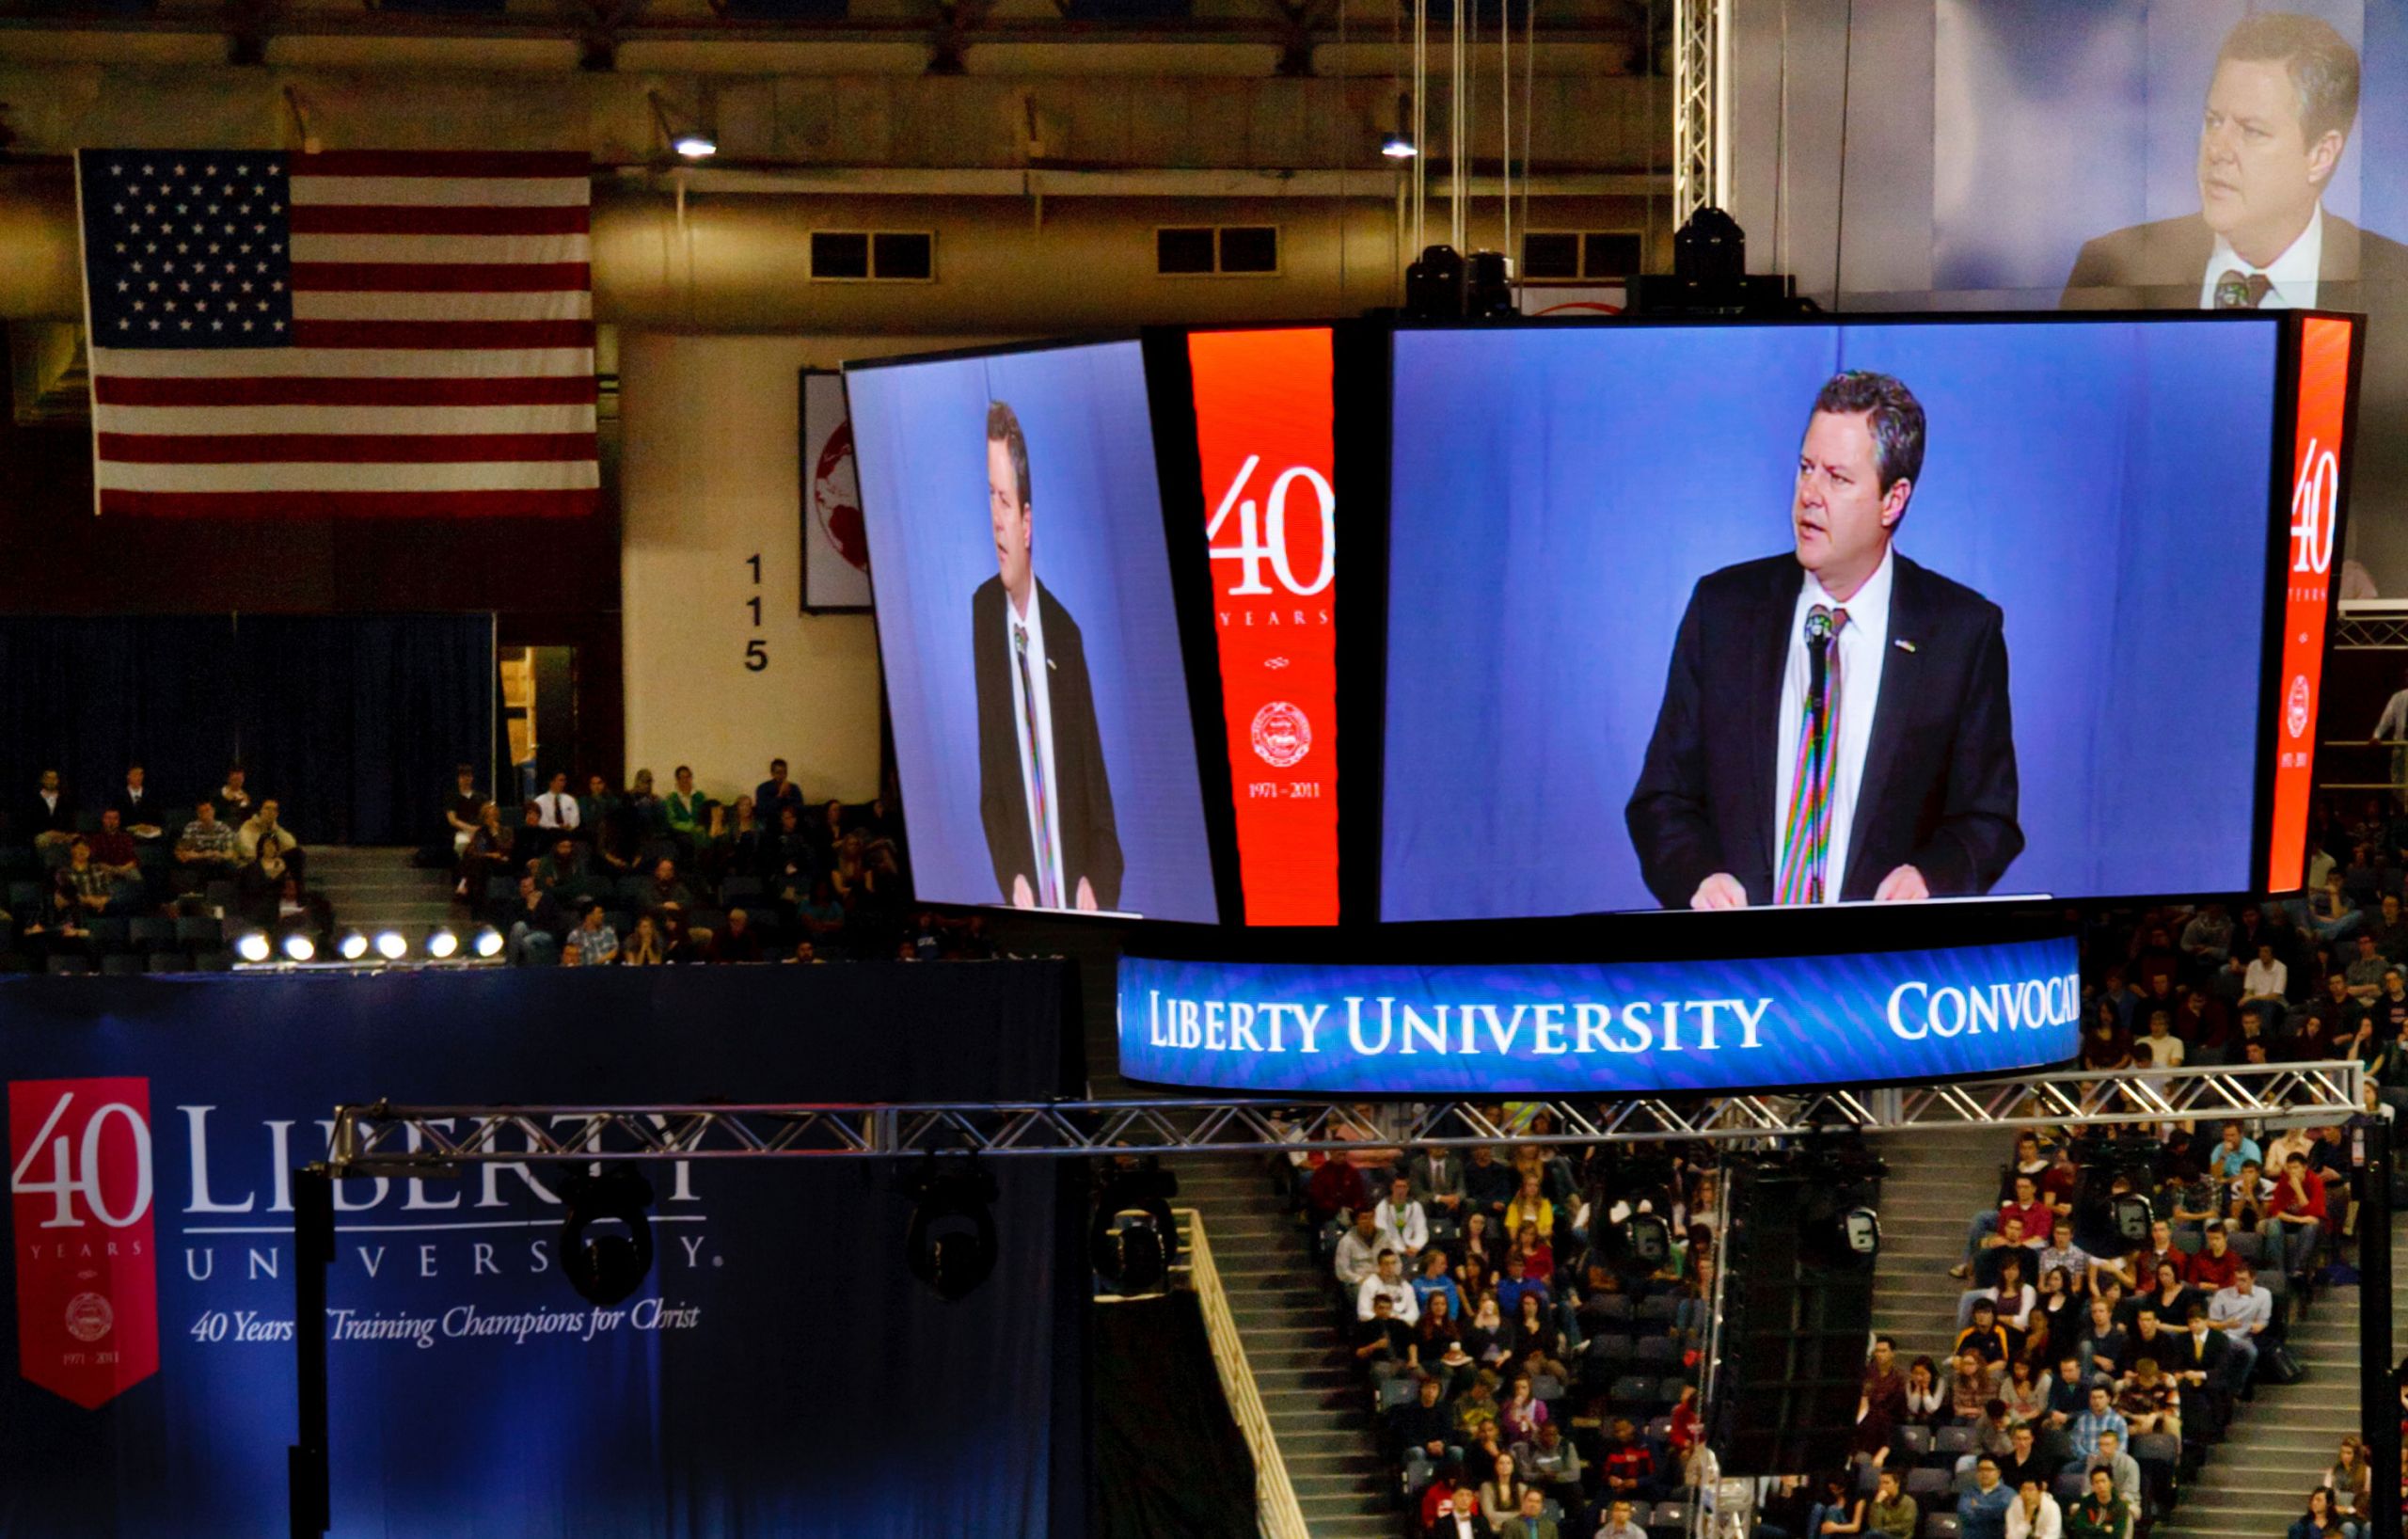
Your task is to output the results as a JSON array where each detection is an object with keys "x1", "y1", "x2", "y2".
[
  {"x1": 472, "y1": 927, "x2": 505, "y2": 959},
  {"x1": 373, "y1": 930, "x2": 408, "y2": 961},
  {"x1": 425, "y1": 928, "x2": 460, "y2": 960},
  {"x1": 650, "y1": 90, "x2": 718, "y2": 163},
  {"x1": 336, "y1": 929, "x2": 369, "y2": 961},
  {"x1": 280, "y1": 931, "x2": 315, "y2": 963},
  {"x1": 234, "y1": 929, "x2": 272, "y2": 964}
]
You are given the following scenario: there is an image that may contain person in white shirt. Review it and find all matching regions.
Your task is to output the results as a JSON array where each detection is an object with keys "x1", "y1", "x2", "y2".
[
  {"x1": 2005, "y1": 1482, "x2": 2062, "y2": 1539},
  {"x1": 1357, "y1": 1249, "x2": 1419, "y2": 1324},
  {"x1": 2373, "y1": 667, "x2": 2408, "y2": 810},
  {"x1": 534, "y1": 770, "x2": 581, "y2": 832},
  {"x1": 1376, "y1": 1176, "x2": 1430, "y2": 1262},
  {"x1": 2208, "y1": 1262, "x2": 2273, "y2": 1391},
  {"x1": 2241, "y1": 944, "x2": 2288, "y2": 1007}
]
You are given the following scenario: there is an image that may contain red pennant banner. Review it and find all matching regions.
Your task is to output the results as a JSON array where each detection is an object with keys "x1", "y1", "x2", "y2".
[{"x1": 9, "y1": 1077, "x2": 161, "y2": 1409}]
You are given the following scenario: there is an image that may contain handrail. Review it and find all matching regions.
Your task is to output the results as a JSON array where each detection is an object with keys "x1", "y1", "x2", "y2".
[{"x1": 1180, "y1": 1207, "x2": 1311, "y2": 1539}]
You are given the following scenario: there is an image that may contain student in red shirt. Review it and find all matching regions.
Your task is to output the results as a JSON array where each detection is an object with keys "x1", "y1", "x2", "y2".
[
  {"x1": 2186, "y1": 1222, "x2": 2242, "y2": 1292},
  {"x1": 2262, "y1": 1153, "x2": 2328, "y2": 1282}
]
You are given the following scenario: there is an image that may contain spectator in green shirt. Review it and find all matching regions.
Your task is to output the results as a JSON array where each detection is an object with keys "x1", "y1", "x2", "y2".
[
  {"x1": 1866, "y1": 1468, "x2": 1918, "y2": 1539},
  {"x1": 2065, "y1": 1468, "x2": 2129, "y2": 1539}
]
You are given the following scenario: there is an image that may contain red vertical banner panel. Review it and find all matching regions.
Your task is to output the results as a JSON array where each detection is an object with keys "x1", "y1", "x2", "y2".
[
  {"x1": 1188, "y1": 328, "x2": 1341, "y2": 924},
  {"x1": 2268, "y1": 316, "x2": 2354, "y2": 891},
  {"x1": 9, "y1": 1077, "x2": 160, "y2": 1409}
]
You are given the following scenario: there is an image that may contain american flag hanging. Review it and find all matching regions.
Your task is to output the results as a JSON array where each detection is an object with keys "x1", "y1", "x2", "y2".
[{"x1": 73, "y1": 149, "x2": 597, "y2": 517}]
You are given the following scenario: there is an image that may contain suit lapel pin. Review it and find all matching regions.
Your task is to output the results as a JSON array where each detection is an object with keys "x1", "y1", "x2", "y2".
[{"x1": 1893, "y1": 639, "x2": 1918, "y2": 654}]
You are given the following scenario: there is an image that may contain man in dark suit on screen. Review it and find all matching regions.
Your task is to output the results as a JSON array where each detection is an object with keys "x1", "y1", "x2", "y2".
[
  {"x1": 2063, "y1": 13, "x2": 2408, "y2": 311},
  {"x1": 972, "y1": 400, "x2": 1123, "y2": 912},
  {"x1": 1624, "y1": 371, "x2": 2022, "y2": 910}
]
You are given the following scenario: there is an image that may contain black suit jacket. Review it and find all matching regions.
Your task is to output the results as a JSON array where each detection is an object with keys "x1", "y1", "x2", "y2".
[
  {"x1": 2061, "y1": 209, "x2": 2408, "y2": 310},
  {"x1": 972, "y1": 575, "x2": 1123, "y2": 910},
  {"x1": 108, "y1": 786, "x2": 159, "y2": 827},
  {"x1": 1624, "y1": 552, "x2": 2022, "y2": 907},
  {"x1": 18, "y1": 792, "x2": 72, "y2": 841}
]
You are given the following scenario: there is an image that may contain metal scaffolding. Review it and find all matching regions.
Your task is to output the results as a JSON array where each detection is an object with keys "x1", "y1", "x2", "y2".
[
  {"x1": 324, "y1": 1061, "x2": 2366, "y2": 1174},
  {"x1": 1671, "y1": 0, "x2": 1722, "y2": 225}
]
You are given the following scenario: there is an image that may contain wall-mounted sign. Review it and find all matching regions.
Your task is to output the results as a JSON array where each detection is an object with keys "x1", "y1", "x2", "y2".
[{"x1": 1118, "y1": 936, "x2": 2081, "y2": 1096}]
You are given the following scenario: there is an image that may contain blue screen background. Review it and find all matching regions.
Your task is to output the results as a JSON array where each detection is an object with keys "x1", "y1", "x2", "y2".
[
  {"x1": 848, "y1": 342, "x2": 1218, "y2": 922},
  {"x1": 1381, "y1": 320, "x2": 2280, "y2": 921}
]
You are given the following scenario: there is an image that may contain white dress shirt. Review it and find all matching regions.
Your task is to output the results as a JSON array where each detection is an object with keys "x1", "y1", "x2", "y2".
[
  {"x1": 2198, "y1": 202, "x2": 2321, "y2": 309},
  {"x1": 1005, "y1": 587, "x2": 1067, "y2": 907},
  {"x1": 1773, "y1": 546, "x2": 1894, "y2": 902},
  {"x1": 535, "y1": 790, "x2": 580, "y2": 830}
]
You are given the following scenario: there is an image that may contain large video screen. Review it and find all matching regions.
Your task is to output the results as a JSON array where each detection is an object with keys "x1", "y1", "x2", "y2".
[
  {"x1": 848, "y1": 341, "x2": 1219, "y2": 921},
  {"x1": 1381, "y1": 316, "x2": 2303, "y2": 920}
]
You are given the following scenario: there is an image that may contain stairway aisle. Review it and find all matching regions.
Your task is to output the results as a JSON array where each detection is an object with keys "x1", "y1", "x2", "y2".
[
  {"x1": 1868, "y1": 1127, "x2": 2006, "y2": 1371},
  {"x1": 1060, "y1": 922, "x2": 1396, "y2": 1537},
  {"x1": 307, "y1": 846, "x2": 460, "y2": 940},
  {"x1": 2160, "y1": 1221, "x2": 2408, "y2": 1539}
]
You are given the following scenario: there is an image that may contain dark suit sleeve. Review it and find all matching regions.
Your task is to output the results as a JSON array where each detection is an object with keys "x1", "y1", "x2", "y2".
[
  {"x1": 1909, "y1": 608, "x2": 2022, "y2": 896},
  {"x1": 972, "y1": 587, "x2": 1025, "y2": 902},
  {"x1": 1624, "y1": 582, "x2": 1725, "y2": 909},
  {"x1": 1053, "y1": 620, "x2": 1124, "y2": 910},
  {"x1": 2060, "y1": 236, "x2": 2116, "y2": 309}
]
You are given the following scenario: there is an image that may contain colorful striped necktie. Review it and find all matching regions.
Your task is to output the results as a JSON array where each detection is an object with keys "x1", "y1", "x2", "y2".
[
  {"x1": 1013, "y1": 622, "x2": 1059, "y2": 909},
  {"x1": 1777, "y1": 604, "x2": 1848, "y2": 905}
]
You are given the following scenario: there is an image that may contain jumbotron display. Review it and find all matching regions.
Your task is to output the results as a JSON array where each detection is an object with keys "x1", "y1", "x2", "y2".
[
  {"x1": 848, "y1": 341, "x2": 1220, "y2": 923},
  {"x1": 1379, "y1": 313, "x2": 2355, "y2": 921}
]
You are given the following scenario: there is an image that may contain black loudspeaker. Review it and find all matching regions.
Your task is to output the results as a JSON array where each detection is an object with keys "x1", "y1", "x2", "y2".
[{"x1": 1707, "y1": 1164, "x2": 1882, "y2": 1473}]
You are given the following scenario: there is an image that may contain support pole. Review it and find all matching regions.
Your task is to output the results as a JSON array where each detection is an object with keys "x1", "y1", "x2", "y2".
[
  {"x1": 289, "y1": 1164, "x2": 334, "y2": 1539},
  {"x1": 2363, "y1": 1114, "x2": 2397, "y2": 1539}
]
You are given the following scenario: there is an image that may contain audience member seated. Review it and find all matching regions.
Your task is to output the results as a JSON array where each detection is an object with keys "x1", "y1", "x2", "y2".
[
  {"x1": 2206, "y1": 1261, "x2": 2270, "y2": 1396},
  {"x1": 108, "y1": 763, "x2": 163, "y2": 839},
  {"x1": 237, "y1": 800, "x2": 302, "y2": 877},
  {"x1": 533, "y1": 771, "x2": 579, "y2": 832},
  {"x1": 1359, "y1": 1249, "x2": 1419, "y2": 1323},
  {"x1": 458, "y1": 802, "x2": 513, "y2": 907},
  {"x1": 1354, "y1": 1293, "x2": 1417, "y2": 1382},
  {"x1": 21, "y1": 770, "x2": 74, "y2": 854},
  {"x1": 1333, "y1": 1208, "x2": 1383, "y2": 1286},
  {"x1": 2004, "y1": 1480, "x2": 2061, "y2": 1539},
  {"x1": 52, "y1": 838, "x2": 117, "y2": 922},
  {"x1": 709, "y1": 909, "x2": 765, "y2": 963},
  {"x1": 86, "y1": 809, "x2": 140, "y2": 888},
  {"x1": 561, "y1": 906, "x2": 618, "y2": 966},
  {"x1": 216, "y1": 765, "x2": 253, "y2": 819},
  {"x1": 1592, "y1": 1497, "x2": 1648, "y2": 1539},
  {"x1": 1958, "y1": 1458, "x2": 2014, "y2": 1539},
  {"x1": 1498, "y1": 1485, "x2": 1558, "y2": 1539},
  {"x1": 174, "y1": 801, "x2": 240, "y2": 892},
  {"x1": 620, "y1": 912, "x2": 667, "y2": 965},
  {"x1": 502, "y1": 875, "x2": 565, "y2": 966},
  {"x1": 643, "y1": 858, "x2": 694, "y2": 913},
  {"x1": 1430, "y1": 1484, "x2": 1495, "y2": 1539},
  {"x1": 1391, "y1": 1372, "x2": 1459, "y2": 1467},
  {"x1": 444, "y1": 765, "x2": 483, "y2": 855},
  {"x1": 754, "y1": 758, "x2": 805, "y2": 827},
  {"x1": 1377, "y1": 1175, "x2": 1431, "y2": 1263},
  {"x1": 2289, "y1": 1485, "x2": 2355, "y2": 1539},
  {"x1": 1864, "y1": 1468, "x2": 1916, "y2": 1539},
  {"x1": 663, "y1": 767, "x2": 707, "y2": 855},
  {"x1": 2065, "y1": 1468, "x2": 2129, "y2": 1539}
]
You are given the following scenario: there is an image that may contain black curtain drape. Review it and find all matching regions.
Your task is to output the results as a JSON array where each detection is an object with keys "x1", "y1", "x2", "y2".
[
  {"x1": 1090, "y1": 1293, "x2": 1257, "y2": 1539},
  {"x1": 0, "y1": 615, "x2": 491, "y2": 845},
  {"x1": 231, "y1": 615, "x2": 494, "y2": 847}
]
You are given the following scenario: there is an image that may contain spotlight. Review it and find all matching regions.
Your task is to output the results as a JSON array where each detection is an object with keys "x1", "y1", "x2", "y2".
[
  {"x1": 425, "y1": 928, "x2": 460, "y2": 960},
  {"x1": 558, "y1": 1167, "x2": 656, "y2": 1308},
  {"x1": 650, "y1": 90, "x2": 718, "y2": 162},
  {"x1": 336, "y1": 929, "x2": 369, "y2": 961},
  {"x1": 472, "y1": 926, "x2": 505, "y2": 959},
  {"x1": 373, "y1": 930, "x2": 407, "y2": 961},
  {"x1": 1834, "y1": 1205, "x2": 1882, "y2": 1259},
  {"x1": 1608, "y1": 1210, "x2": 1672, "y2": 1281},
  {"x1": 234, "y1": 929, "x2": 272, "y2": 963},
  {"x1": 280, "y1": 931, "x2": 315, "y2": 962},
  {"x1": 1381, "y1": 131, "x2": 1417, "y2": 160},
  {"x1": 902, "y1": 1157, "x2": 999, "y2": 1302},
  {"x1": 2110, "y1": 1192, "x2": 2154, "y2": 1247},
  {"x1": 1091, "y1": 1161, "x2": 1180, "y2": 1295}
]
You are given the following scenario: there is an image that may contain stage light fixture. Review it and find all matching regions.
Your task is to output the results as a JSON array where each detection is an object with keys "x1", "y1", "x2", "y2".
[
  {"x1": 1836, "y1": 1205, "x2": 1881, "y2": 1259},
  {"x1": 1608, "y1": 1210, "x2": 1672, "y2": 1280},
  {"x1": 472, "y1": 926, "x2": 504, "y2": 959},
  {"x1": 234, "y1": 929, "x2": 272, "y2": 963},
  {"x1": 425, "y1": 928, "x2": 460, "y2": 960},
  {"x1": 2110, "y1": 1193, "x2": 2154, "y2": 1247},
  {"x1": 280, "y1": 931, "x2": 316, "y2": 963},
  {"x1": 1090, "y1": 1162, "x2": 1180, "y2": 1295},
  {"x1": 558, "y1": 1167, "x2": 657, "y2": 1308},
  {"x1": 649, "y1": 90, "x2": 718, "y2": 161},
  {"x1": 1382, "y1": 89, "x2": 1417, "y2": 158},
  {"x1": 336, "y1": 929, "x2": 369, "y2": 961},
  {"x1": 373, "y1": 929, "x2": 407, "y2": 960},
  {"x1": 902, "y1": 1157, "x2": 1000, "y2": 1302}
]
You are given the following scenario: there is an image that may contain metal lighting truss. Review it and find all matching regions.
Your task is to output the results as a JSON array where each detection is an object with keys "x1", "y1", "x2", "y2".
[
  {"x1": 1671, "y1": 0, "x2": 1723, "y2": 226},
  {"x1": 324, "y1": 1061, "x2": 2365, "y2": 1174}
]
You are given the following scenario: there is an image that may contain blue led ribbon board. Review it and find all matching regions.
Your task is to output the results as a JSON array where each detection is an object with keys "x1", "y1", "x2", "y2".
[{"x1": 1119, "y1": 936, "x2": 2082, "y2": 1096}]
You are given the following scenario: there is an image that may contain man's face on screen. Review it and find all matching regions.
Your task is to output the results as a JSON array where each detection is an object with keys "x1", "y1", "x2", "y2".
[
  {"x1": 1794, "y1": 409, "x2": 1905, "y2": 596},
  {"x1": 988, "y1": 437, "x2": 1033, "y2": 602},
  {"x1": 2198, "y1": 58, "x2": 2335, "y2": 260}
]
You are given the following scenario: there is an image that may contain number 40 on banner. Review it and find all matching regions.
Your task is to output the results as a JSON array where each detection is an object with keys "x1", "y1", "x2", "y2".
[{"x1": 1207, "y1": 453, "x2": 1335, "y2": 598}]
